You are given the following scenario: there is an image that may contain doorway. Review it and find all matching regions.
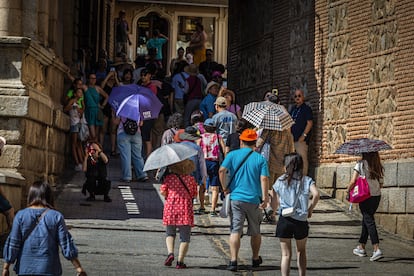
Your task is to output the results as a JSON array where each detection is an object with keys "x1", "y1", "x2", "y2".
[{"x1": 136, "y1": 12, "x2": 169, "y2": 69}]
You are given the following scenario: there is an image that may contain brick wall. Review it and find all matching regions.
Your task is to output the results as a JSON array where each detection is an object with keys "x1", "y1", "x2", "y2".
[{"x1": 228, "y1": 0, "x2": 414, "y2": 240}]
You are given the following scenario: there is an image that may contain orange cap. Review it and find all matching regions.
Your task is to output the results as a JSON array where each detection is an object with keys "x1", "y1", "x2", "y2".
[{"x1": 239, "y1": 129, "x2": 257, "y2": 141}]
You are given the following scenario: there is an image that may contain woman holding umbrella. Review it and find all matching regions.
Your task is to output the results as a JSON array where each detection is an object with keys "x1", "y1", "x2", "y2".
[
  {"x1": 337, "y1": 138, "x2": 390, "y2": 262},
  {"x1": 346, "y1": 151, "x2": 384, "y2": 261},
  {"x1": 159, "y1": 159, "x2": 198, "y2": 269}
]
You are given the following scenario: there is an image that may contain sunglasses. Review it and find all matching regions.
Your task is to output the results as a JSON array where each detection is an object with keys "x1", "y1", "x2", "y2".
[{"x1": 294, "y1": 94, "x2": 302, "y2": 98}]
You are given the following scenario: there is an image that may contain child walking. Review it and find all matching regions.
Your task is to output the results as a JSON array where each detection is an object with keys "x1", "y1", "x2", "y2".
[
  {"x1": 199, "y1": 118, "x2": 225, "y2": 216},
  {"x1": 82, "y1": 141, "x2": 112, "y2": 202}
]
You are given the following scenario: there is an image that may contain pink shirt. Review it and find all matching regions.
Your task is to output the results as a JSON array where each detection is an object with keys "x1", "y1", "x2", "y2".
[{"x1": 200, "y1": 132, "x2": 222, "y2": 161}]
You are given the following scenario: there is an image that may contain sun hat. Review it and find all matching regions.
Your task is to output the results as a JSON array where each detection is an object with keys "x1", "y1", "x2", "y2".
[
  {"x1": 214, "y1": 96, "x2": 227, "y2": 107},
  {"x1": 204, "y1": 118, "x2": 215, "y2": 127},
  {"x1": 205, "y1": 81, "x2": 219, "y2": 95},
  {"x1": 184, "y1": 64, "x2": 199, "y2": 76},
  {"x1": 169, "y1": 159, "x2": 195, "y2": 175},
  {"x1": 239, "y1": 129, "x2": 257, "y2": 142},
  {"x1": 179, "y1": 126, "x2": 200, "y2": 141}
]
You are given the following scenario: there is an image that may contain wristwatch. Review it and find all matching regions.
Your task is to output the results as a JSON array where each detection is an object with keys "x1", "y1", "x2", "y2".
[{"x1": 302, "y1": 133, "x2": 307, "y2": 137}]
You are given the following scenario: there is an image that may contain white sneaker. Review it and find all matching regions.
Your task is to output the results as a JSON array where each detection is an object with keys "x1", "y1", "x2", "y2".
[
  {"x1": 353, "y1": 246, "x2": 367, "y2": 257},
  {"x1": 370, "y1": 249, "x2": 383, "y2": 261}
]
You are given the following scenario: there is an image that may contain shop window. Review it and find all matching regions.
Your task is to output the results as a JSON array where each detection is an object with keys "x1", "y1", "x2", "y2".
[{"x1": 176, "y1": 16, "x2": 215, "y2": 53}]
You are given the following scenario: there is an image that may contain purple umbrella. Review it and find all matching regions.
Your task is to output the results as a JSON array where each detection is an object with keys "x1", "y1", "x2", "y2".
[{"x1": 108, "y1": 84, "x2": 162, "y2": 121}]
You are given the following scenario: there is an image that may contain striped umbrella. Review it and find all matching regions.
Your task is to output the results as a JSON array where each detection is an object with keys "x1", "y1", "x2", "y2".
[
  {"x1": 335, "y1": 138, "x2": 392, "y2": 155},
  {"x1": 242, "y1": 101, "x2": 294, "y2": 131}
]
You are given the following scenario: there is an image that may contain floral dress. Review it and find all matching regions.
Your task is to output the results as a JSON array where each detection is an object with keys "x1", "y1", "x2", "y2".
[{"x1": 161, "y1": 174, "x2": 197, "y2": 226}]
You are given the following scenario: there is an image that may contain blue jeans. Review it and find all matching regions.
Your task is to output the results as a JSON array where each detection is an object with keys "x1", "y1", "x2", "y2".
[{"x1": 117, "y1": 131, "x2": 147, "y2": 181}]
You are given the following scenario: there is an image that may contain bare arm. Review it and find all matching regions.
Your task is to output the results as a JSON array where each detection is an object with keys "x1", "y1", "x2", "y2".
[
  {"x1": 346, "y1": 170, "x2": 359, "y2": 193},
  {"x1": 308, "y1": 184, "x2": 320, "y2": 218},
  {"x1": 219, "y1": 166, "x2": 228, "y2": 192},
  {"x1": 260, "y1": 175, "x2": 269, "y2": 209},
  {"x1": 96, "y1": 86, "x2": 108, "y2": 107},
  {"x1": 70, "y1": 258, "x2": 87, "y2": 275},
  {"x1": 299, "y1": 120, "x2": 313, "y2": 142}
]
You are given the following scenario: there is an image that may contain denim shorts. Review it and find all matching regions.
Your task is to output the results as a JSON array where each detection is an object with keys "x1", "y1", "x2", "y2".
[
  {"x1": 276, "y1": 215, "x2": 309, "y2": 240},
  {"x1": 205, "y1": 160, "x2": 220, "y2": 187},
  {"x1": 229, "y1": 200, "x2": 262, "y2": 236},
  {"x1": 70, "y1": 123, "x2": 81, "y2": 133}
]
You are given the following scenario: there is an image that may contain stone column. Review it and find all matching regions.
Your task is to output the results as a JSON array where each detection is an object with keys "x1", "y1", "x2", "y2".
[
  {"x1": 22, "y1": 0, "x2": 38, "y2": 39},
  {"x1": 38, "y1": 0, "x2": 50, "y2": 47},
  {"x1": 0, "y1": 0, "x2": 22, "y2": 36}
]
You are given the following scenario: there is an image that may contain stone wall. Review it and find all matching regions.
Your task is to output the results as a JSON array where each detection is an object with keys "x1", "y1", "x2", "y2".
[
  {"x1": 228, "y1": 0, "x2": 414, "y2": 239},
  {"x1": 0, "y1": 37, "x2": 70, "y2": 232}
]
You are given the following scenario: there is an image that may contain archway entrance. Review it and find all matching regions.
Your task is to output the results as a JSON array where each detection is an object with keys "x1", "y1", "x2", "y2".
[{"x1": 136, "y1": 12, "x2": 169, "y2": 69}]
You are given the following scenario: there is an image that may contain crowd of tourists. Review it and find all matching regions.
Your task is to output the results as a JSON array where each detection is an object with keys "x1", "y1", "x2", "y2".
[{"x1": 0, "y1": 18, "x2": 385, "y2": 275}]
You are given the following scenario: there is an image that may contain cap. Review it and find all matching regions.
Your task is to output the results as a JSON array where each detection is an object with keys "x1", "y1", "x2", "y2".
[
  {"x1": 239, "y1": 129, "x2": 257, "y2": 141},
  {"x1": 204, "y1": 118, "x2": 215, "y2": 127},
  {"x1": 214, "y1": 96, "x2": 227, "y2": 107}
]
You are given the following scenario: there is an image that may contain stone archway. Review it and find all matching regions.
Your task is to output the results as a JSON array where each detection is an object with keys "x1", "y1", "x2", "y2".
[{"x1": 131, "y1": 6, "x2": 174, "y2": 67}]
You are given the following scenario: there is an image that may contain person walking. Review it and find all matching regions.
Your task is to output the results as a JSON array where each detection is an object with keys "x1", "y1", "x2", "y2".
[
  {"x1": 199, "y1": 118, "x2": 225, "y2": 216},
  {"x1": 2, "y1": 181, "x2": 87, "y2": 276},
  {"x1": 271, "y1": 153, "x2": 320, "y2": 276},
  {"x1": 347, "y1": 151, "x2": 384, "y2": 261},
  {"x1": 160, "y1": 159, "x2": 198, "y2": 269},
  {"x1": 219, "y1": 129, "x2": 269, "y2": 271},
  {"x1": 289, "y1": 89, "x2": 313, "y2": 175},
  {"x1": 211, "y1": 96, "x2": 237, "y2": 145}
]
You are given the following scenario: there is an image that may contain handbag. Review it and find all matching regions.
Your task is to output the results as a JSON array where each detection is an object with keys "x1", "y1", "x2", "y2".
[
  {"x1": 260, "y1": 140, "x2": 270, "y2": 161},
  {"x1": 349, "y1": 162, "x2": 371, "y2": 203},
  {"x1": 219, "y1": 193, "x2": 230, "y2": 218},
  {"x1": 281, "y1": 179, "x2": 302, "y2": 217},
  {"x1": 79, "y1": 122, "x2": 90, "y2": 142}
]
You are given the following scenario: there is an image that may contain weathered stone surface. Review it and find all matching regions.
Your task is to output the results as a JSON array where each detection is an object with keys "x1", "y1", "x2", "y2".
[
  {"x1": 335, "y1": 164, "x2": 353, "y2": 189},
  {"x1": 25, "y1": 120, "x2": 47, "y2": 148},
  {"x1": 28, "y1": 98, "x2": 53, "y2": 125},
  {"x1": 326, "y1": 125, "x2": 347, "y2": 154},
  {"x1": 397, "y1": 159, "x2": 414, "y2": 187},
  {"x1": 23, "y1": 147, "x2": 46, "y2": 174},
  {"x1": 328, "y1": 3, "x2": 348, "y2": 33},
  {"x1": 369, "y1": 54, "x2": 394, "y2": 84},
  {"x1": 371, "y1": 0, "x2": 395, "y2": 20},
  {"x1": 388, "y1": 188, "x2": 407, "y2": 213},
  {"x1": 327, "y1": 66, "x2": 347, "y2": 93},
  {"x1": 315, "y1": 165, "x2": 337, "y2": 189},
  {"x1": 367, "y1": 86, "x2": 397, "y2": 115},
  {"x1": 47, "y1": 128, "x2": 67, "y2": 155},
  {"x1": 368, "y1": 21, "x2": 398, "y2": 54},
  {"x1": 54, "y1": 109, "x2": 70, "y2": 131},
  {"x1": 290, "y1": 21, "x2": 310, "y2": 47},
  {"x1": 406, "y1": 188, "x2": 414, "y2": 214},
  {"x1": 377, "y1": 214, "x2": 397, "y2": 234},
  {"x1": 368, "y1": 117, "x2": 393, "y2": 146},
  {"x1": 0, "y1": 95, "x2": 29, "y2": 116},
  {"x1": 325, "y1": 94, "x2": 349, "y2": 121},
  {"x1": 396, "y1": 215, "x2": 414, "y2": 240},
  {"x1": 377, "y1": 190, "x2": 389, "y2": 213},
  {"x1": 383, "y1": 161, "x2": 397, "y2": 187},
  {"x1": 0, "y1": 118, "x2": 23, "y2": 143},
  {"x1": 0, "y1": 145, "x2": 22, "y2": 168},
  {"x1": 327, "y1": 34, "x2": 350, "y2": 63}
]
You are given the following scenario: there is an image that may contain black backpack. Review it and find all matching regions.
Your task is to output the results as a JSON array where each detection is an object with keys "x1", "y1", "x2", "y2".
[{"x1": 123, "y1": 119, "x2": 139, "y2": 135}]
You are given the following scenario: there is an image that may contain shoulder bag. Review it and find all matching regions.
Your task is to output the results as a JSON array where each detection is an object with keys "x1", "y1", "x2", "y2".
[
  {"x1": 348, "y1": 162, "x2": 371, "y2": 203},
  {"x1": 223, "y1": 150, "x2": 254, "y2": 189}
]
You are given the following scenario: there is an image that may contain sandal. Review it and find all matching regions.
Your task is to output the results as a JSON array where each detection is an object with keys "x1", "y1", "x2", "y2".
[{"x1": 194, "y1": 208, "x2": 205, "y2": 215}]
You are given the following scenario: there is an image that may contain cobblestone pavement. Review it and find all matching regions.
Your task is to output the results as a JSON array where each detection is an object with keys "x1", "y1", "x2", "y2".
[{"x1": 52, "y1": 155, "x2": 414, "y2": 276}]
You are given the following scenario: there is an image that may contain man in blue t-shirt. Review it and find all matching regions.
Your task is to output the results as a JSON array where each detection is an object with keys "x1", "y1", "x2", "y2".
[
  {"x1": 289, "y1": 89, "x2": 313, "y2": 175},
  {"x1": 146, "y1": 29, "x2": 168, "y2": 63},
  {"x1": 219, "y1": 129, "x2": 269, "y2": 272}
]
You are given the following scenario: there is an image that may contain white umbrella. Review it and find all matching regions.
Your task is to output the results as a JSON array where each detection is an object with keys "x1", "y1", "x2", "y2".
[
  {"x1": 242, "y1": 101, "x2": 294, "y2": 131},
  {"x1": 143, "y1": 143, "x2": 198, "y2": 171}
]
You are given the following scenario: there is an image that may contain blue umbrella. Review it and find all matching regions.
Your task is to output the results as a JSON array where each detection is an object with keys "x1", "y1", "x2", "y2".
[{"x1": 108, "y1": 84, "x2": 162, "y2": 121}]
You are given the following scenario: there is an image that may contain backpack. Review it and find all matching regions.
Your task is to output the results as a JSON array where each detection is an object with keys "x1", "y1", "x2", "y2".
[{"x1": 123, "y1": 119, "x2": 139, "y2": 135}]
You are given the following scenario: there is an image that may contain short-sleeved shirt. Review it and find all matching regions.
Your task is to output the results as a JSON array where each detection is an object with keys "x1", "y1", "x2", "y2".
[
  {"x1": 273, "y1": 175, "x2": 315, "y2": 221},
  {"x1": 199, "y1": 93, "x2": 216, "y2": 118},
  {"x1": 200, "y1": 132, "x2": 222, "y2": 161},
  {"x1": 354, "y1": 160, "x2": 381, "y2": 196},
  {"x1": 172, "y1": 72, "x2": 189, "y2": 100},
  {"x1": 290, "y1": 103, "x2": 313, "y2": 143},
  {"x1": 146, "y1": 37, "x2": 167, "y2": 60},
  {"x1": 221, "y1": 148, "x2": 269, "y2": 204},
  {"x1": 212, "y1": 110, "x2": 237, "y2": 143}
]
